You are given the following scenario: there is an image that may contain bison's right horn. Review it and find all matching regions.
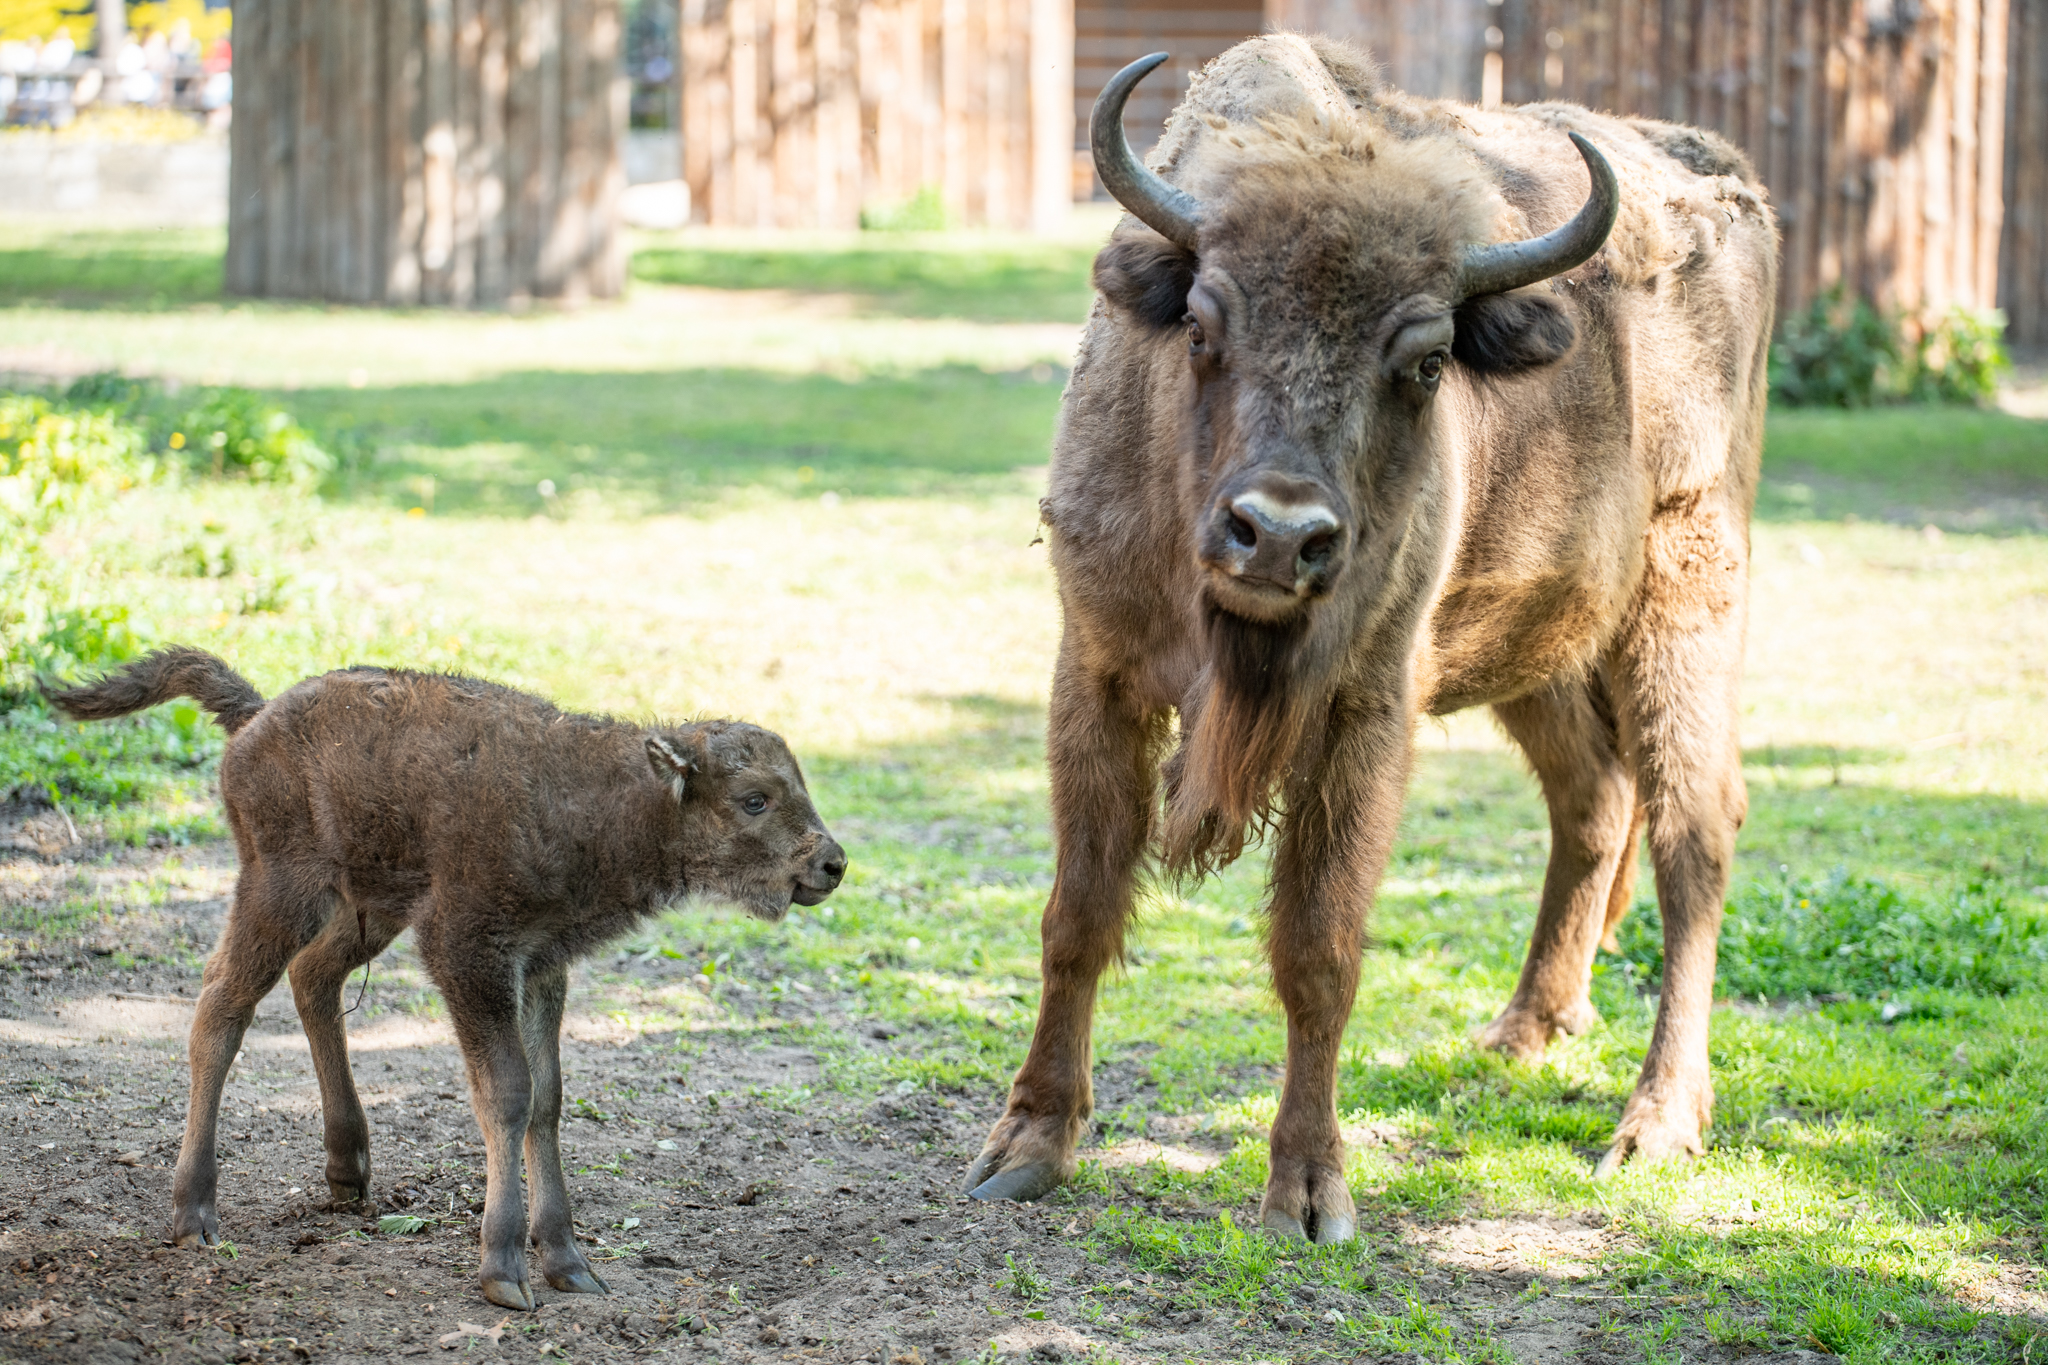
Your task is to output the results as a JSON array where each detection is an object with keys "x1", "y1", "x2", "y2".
[
  {"x1": 1092, "y1": 53, "x2": 1203, "y2": 252},
  {"x1": 1458, "y1": 132, "x2": 1620, "y2": 298}
]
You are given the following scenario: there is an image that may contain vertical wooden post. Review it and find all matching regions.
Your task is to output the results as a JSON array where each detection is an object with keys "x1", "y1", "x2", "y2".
[{"x1": 228, "y1": 0, "x2": 623, "y2": 306}]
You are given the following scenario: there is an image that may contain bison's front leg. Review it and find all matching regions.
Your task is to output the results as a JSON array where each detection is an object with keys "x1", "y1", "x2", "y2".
[
  {"x1": 965, "y1": 651, "x2": 1161, "y2": 1202},
  {"x1": 1261, "y1": 694, "x2": 1412, "y2": 1244}
]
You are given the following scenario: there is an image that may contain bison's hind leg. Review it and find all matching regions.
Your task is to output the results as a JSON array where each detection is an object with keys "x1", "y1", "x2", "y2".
[
  {"x1": 288, "y1": 894, "x2": 404, "y2": 1206},
  {"x1": 174, "y1": 860, "x2": 329, "y2": 1248},
  {"x1": 1478, "y1": 676, "x2": 1638, "y2": 1061}
]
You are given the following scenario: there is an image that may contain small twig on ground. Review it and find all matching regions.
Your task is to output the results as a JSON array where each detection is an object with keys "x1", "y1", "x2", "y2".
[{"x1": 49, "y1": 797, "x2": 80, "y2": 846}]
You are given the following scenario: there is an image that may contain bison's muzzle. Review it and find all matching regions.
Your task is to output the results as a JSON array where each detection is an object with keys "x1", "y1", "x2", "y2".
[{"x1": 1199, "y1": 473, "x2": 1347, "y2": 607}]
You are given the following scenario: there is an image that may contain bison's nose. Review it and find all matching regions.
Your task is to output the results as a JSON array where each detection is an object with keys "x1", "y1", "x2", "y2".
[{"x1": 1208, "y1": 487, "x2": 1344, "y2": 595}]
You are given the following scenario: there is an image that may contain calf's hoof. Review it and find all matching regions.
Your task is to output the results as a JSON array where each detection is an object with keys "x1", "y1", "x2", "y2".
[
  {"x1": 170, "y1": 1205, "x2": 219, "y2": 1249},
  {"x1": 1261, "y1": 1156, "x2": 1356, "y2": 1245},
  {"x1": 480, "y1": 1276, "x2": 536, "y2": 1312},
  {"x1": 544, "y1": 1265, "x2": 610, "y2": 1295},
  {"x1": 962, "y1": 1109, "x2": 1078, "y2": 1203},
  {"x1": 1477, "y1": 997, "x2": 1599, "y2": 1061}
]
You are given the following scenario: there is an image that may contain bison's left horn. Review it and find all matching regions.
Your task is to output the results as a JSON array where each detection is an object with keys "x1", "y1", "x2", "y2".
[
  {"x1": 1092, "y1": 53, "x2": 1203, "y2": 252},
  {"x1": 1458, "y1": 132, "x2": 1620, "y2": 298}
]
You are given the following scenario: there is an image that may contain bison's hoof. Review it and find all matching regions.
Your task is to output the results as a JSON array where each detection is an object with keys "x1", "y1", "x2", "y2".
[
  {"x1": 962, "y1": 1109, "x2": 1079, "y2": 1202},
  {"x1": 1478, "y1": 998, "x2": 1599, "y2": 1060},
  {"x1": 1594, "y1": 1090, "x2": 1708, "y2": 1180},
  {"x1": 545, "y1": 1266, "x2": 610, "y2": 1295},
  {"x1": 171, "y1": 1226, "x2": 220, "y2": 1249},
  {"x1": 1261, "y1": 1155, "x2": 1357, "y2": 1246},
  {"x1": 480, "y1": 1276, "x2": 536, "y2": 1312},
  {"x1": 1259, "y1": 1206, "x2": 1356, "y2": 1245},
  {"x1": 965, "y1": 1161, "x2": 1064, "y2": 1204}
]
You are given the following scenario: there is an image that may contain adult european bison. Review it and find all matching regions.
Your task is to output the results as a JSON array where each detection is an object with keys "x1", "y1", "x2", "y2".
[{"x1": 964, "y1": 35, "x2": 1775, "y2": 1239}]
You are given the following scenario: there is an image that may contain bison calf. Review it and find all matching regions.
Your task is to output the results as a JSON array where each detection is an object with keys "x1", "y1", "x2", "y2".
[{"x1": 46, "y1": 648, "x2": 845, "y2": 1311}]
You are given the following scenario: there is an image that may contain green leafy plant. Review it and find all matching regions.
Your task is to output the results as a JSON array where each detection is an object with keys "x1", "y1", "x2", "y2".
[
  {"x1": 1771, "y1": 287, "x2": 2009, "y2": 408},
  {"x1": 172, "y1": 388, "x2": 332, "y2": 485},
  {"x1": 859, "y1": 184, "x2": 950, "y2": 233},
  {"x1": 1615, "y1": 872, "x2": 2048, "y2": 1000}
]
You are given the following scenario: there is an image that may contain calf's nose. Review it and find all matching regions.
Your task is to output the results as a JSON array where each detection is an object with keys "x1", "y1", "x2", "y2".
[
  {"x1": 813, "y1": 839, "x2": 847, "y2": 889},
  {"x1": 1210, "y1": 487, "x2": 1345, "y2": 595}
]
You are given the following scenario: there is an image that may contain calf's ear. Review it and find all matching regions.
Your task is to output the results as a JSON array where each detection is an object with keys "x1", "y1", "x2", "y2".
[
  {"x1": 1094, "y1": 234, "x2": 1197, "y2": 330},
  {"x1": 646, "y1": 733, "x2": 699, "y2": 800},
  {"x1": 1451, "y1": 290, "x2": 1577, "y2": 374}
]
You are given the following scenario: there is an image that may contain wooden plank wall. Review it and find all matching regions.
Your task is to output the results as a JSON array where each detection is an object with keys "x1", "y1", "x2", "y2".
[
  {"x1": 1278, "y1": 0, "x2": 2017, "y2": 319},
  {"x1": 1075, "y1": 1, "x2": 1266, "y2": 199},
  {"x1": 1265, "y1": 0, "x2": 1490, "y2": 98},
  {"x1": 226, "y1": 0, "x2": 626, "y2": 305},
  {"x1": 678, "y1": 0, "x2": 1074, "y2": 229},
  {"x1": 2002, "y1": 0, "x2": 2048, "y2": 344}
]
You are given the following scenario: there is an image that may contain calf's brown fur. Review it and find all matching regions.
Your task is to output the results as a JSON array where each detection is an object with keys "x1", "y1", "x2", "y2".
[
  {"x1": 965, "y1": 36, "x2": 1774, "y2": 1236},
  {"x1": 47, "y1": 647, "x2": 845, "y2": 1311}
]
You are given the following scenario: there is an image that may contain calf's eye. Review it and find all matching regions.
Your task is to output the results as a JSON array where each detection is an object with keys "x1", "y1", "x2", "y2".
[
  {"x1": 1418, "y1": 353, "x2": 1444, "y2": 385},
  {"x1": 1184, "y1": 312, "x2": 1205, "y2": 354},
  {"x1": 742, "y1": 794, "x2": 769, "y2": 815}
]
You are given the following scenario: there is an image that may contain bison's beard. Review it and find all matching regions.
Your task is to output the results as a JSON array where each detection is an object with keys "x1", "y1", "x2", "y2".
[{"x1": 1161, "y1": 599, "x2": 1339, "y2": 880}]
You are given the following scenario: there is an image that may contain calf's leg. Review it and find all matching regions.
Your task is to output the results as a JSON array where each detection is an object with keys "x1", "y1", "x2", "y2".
[
  {"x1": 427, "y1": 935, "x2": 540, "y2": 1310},
  {"x1": 1478, "y1": 677, "x2": 1638, "y2": 1059},
  {"x1": 1597, "y1": 498, "x2": 1750, "y2": 1177},
  {"x1": 520, "y1": 960, "x2": 607, "y2": 1294},
  {"x1": 965, "y1": 652, "x2": 1160, "y2": 1202},
  {"x1": 287, "y1": 896, "x2": 403, "y2": 1204},
  {"x1": 1261, "y1": 692, "x2": 1411, "y2": 1244},
  {"x1": 174, "y1": 862, "x2": 323, "y2": 1246}
]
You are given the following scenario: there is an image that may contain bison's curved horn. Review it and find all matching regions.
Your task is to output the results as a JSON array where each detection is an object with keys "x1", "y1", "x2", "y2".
[
  {"x1": 1458, "y1": 132, "x2": 1620, "y2": 299},
  {"x1": 1092, "y1": 53, "x2": 1203, "y2": 252}
]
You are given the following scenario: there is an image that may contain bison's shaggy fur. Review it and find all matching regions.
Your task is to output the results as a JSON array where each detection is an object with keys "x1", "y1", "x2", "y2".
[
  {"x1": 968, "y1": 35, "x2": 1775, "y2": 1235},
  {"x1": 46, "y1": 648, "x2": 845, "y2": 1310}
]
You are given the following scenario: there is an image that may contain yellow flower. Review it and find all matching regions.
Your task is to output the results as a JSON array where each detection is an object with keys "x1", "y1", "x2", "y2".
[{"x1": 169, "y1": 431, "x2": 185, "y2": 450}]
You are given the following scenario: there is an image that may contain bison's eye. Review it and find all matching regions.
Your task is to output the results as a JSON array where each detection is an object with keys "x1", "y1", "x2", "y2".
[
  {"x1": 1184, "y1": 312, "x2": 1206, "y2": 355},
  {"x1": 1418, "y1": 352, "x2": 1445, "y2": 389},
  {"x1": 741, "y1": 793, "x2": 769, "y2": 816}
]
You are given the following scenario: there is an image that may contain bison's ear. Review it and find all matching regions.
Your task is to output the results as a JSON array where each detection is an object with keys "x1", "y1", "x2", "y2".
[
  {"x1": 1094, "y1": 234, "x2": 1197, "y2": 330},
  {"x1": 646, "y1": 732, "x2": 702, "y2": 800},
  {"x1": 1451, "y1": 290, "x2": 1577, "y2": 374}
]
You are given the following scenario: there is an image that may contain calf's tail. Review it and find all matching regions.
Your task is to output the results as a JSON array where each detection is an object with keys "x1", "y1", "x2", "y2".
[{"x1": 43, "y1": 646, "x2": 267, "y2": 736}]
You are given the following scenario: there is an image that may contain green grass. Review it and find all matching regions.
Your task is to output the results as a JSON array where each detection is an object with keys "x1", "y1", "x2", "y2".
[
  {"x1": 1760, "y1": 407, "x2": 2048, "y2": 532},
  {"x1": 292, "y1": 364, "x2": 1066, "y2": 509},
  {"x1": 5, "y1": 223, "x2": 2048, "y2": 1361}
]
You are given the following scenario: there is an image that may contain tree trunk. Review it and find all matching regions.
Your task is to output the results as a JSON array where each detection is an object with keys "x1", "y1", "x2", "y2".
[{"x1": 226, "y1": 0, "x2": 625, "y2": 306}]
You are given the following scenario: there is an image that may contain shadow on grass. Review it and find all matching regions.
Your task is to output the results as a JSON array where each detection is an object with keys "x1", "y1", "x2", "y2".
[
  {"x1": 628, "y1": 237, "x2": 1098, "y2": 324},
  {"x1": 1761, "y1": 406, "x2": 2048, "y2": 533},
  {"x1": 296, "y1": 365, "x2": 1067, "y2": 508},
  {"x1": 0, "y1": 227, "x2": 225, "y2": 310}
]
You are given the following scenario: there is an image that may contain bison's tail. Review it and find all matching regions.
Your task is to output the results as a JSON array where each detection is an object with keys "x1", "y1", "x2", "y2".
[{"x1": 43, "y1": 646, "x2": 267, "y2": 736}]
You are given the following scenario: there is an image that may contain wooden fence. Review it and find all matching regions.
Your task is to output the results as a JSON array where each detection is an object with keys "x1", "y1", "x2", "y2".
[
  {"x1": 2002, "y1": 0, "x2": 2047, "y2": 344},
  {"x1": 677, "y1": 0, "x2": 1072, "y2": 230},
  {"x1": 226, "y1": 0, "x2": 627, "y2": 306},
  {"x1": 1267, "y1": 0, "x2": 2016, "y2": 322}
]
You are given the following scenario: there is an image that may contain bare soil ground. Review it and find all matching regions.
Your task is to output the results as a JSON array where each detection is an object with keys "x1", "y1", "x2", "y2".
[{"x1": 0, "y1": 832, "x2": 1826, "y2": 1365}]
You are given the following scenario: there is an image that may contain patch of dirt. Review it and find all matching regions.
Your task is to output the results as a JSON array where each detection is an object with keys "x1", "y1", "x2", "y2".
[{"x1": 1, "y1": 839, "x2": 1787, "y2": 1364}]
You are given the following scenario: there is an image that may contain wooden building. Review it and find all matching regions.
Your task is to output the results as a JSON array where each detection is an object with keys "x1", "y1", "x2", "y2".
[
  {"x1": 676, "y1": 0, "x2": 1073, "y2": 231},
  {"x1": 1076, "y1": 0, "x2": 2027, "y2": 326},
  {"x1": 226, "y1": 0, "x2": 627, "y2": 306}
]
